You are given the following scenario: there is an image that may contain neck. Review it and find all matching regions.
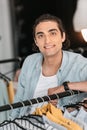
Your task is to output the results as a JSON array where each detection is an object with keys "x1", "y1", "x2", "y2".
[
  {"x1": 42, "y1": 51, "x2": 63, "y2": 76},
  {"x1": 43, "y1": 51, "x2": 63, "y2": 67}
]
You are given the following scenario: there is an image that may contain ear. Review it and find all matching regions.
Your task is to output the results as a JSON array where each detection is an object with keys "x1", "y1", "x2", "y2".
[
  {"x1": 62, "y1": 32, "x2": 66, "y2": 43},
  {"x1": 34, "y1": 39, "x2": 38, "y2": 47}
]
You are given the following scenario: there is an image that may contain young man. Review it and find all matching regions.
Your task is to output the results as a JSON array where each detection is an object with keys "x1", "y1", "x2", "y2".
[{"x1": 10, "y1": 14, "x2": 87, "y2": 119}]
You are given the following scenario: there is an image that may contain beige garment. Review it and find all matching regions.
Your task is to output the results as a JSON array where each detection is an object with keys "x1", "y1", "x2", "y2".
[
  {"x1": 33, "y1": 103, "x2": 82, "y2": 130},
  {"x1": 7, "y1": 81, "x2": 14, "y2": 103}
]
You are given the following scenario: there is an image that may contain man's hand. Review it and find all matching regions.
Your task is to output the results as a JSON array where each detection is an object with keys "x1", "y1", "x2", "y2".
[
  {"x1": 48, "y1": 86, "x2": 64, "y2": 107},
  {"x1": 48, "y1": 87, "x2": 59, "y2": 107}
]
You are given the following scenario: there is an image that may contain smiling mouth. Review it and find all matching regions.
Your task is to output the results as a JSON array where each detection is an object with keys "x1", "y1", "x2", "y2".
[{"x1": 44, "y1": 45, "x2": 55, "y2": 49}]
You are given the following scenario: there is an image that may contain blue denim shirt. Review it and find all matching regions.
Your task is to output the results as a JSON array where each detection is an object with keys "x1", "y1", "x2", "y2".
[{"x1": 10, "y1": 51, "x2": 87, "y2": 119}]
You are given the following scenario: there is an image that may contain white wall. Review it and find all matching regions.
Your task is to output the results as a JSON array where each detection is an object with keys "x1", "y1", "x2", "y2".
[
  {"x1": 73, "y1": 0, "x2": 87, "y2": 31},
  {"x1": 0, "y1": 0, "x2": 14, "y2": 79}
]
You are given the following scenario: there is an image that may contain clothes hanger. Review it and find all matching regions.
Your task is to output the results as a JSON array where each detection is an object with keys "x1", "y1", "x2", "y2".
[
  {"x1": 0, "y1": 91, "x2": 83, "y2": 112},
  {"x1": 0, "y1": 72, "x2": 14, "y2": 103},
  {"x1": 18, "y1": 115, "x2": 45, "y2": 130},
  {"x1": 63, "y1": 100, "x2": 87, "y2": 110},
  {"x1": 0, "y1": 115, "x2": 45, "y2": 130},
  {"x1": 0, "y1": 119, "x2": 26, "y2": 130},
  {"x1": 0, "y1": 72, "x2": 11, "y2": 86}
]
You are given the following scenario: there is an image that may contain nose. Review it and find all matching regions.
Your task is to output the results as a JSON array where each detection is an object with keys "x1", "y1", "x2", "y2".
[{"x1": 45, "y1": 35, "x2": 50, "y2": 44}]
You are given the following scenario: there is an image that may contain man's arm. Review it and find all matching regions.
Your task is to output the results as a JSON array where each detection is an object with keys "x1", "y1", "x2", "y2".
[{"x1": 48, "y1": 81, "x2": 87, "y2": 106}]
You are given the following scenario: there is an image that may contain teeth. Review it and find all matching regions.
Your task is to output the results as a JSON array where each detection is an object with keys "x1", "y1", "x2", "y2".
[{"x1": 45, "y1": 45, "x2": 53, "y2": 48}]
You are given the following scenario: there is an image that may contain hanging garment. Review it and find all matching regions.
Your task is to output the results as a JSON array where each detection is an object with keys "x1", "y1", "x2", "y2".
[
  {"x1": 33, "y1": 103, "x2": 82, "y2": 130},
  {"x1": 0, "y1": 72, "x2": 14, "y2": 103},
  {"x1": 64, "y1": 109, "x2": 87, "y2": 130},
  {"x1": 0, "y1": 79, "x2": 10, "y2": 123},
  {"x1": 0, "y1": 114, "x2": 60, "y2": 130},
  {"x1": 76, "y1": 107, "x2": 87, "y2": 124},
  {"x1": 7, "y1": 81, "x2": 14, "y2": 103}
]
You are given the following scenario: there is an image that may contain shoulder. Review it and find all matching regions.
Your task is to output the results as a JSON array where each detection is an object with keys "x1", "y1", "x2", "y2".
[
  {"x1": 22, "y1": 53, "x2": 43, "y2": 67},
  {"x1": 18, "y1": 53, "x2": 43, "y2": 80},
  {"x1": 63, "y1": 50, "x2": 87, "y2": 64},
  {"x1": 61, "y1": 51, "x2": 87, "y2": 73},
  {"x1": 25, "y1": 53, "x2": 42, "y2": 62},
  {"x1": 26, "y1": 52, "x2": 42, "y2": 59},
  {"x1": 63, "y1": 50, "x2": 86, "y2": 59}
]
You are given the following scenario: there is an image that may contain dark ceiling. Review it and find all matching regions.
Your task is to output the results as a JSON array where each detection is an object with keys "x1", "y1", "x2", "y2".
[{"x1": 12, "y1": 0, "x2": 87, "y2": 57}]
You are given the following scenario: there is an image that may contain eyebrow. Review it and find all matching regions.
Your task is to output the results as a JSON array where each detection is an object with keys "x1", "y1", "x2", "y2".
[
  {"x1": 48, "y1": 29, "x2": 58, "y2": 32},
  {"x1": 36, "y1": 32, "x2": 43, "y2": 35},
  {"x1": 36, "y1": 28, "x2": 58, "y2": 36}
]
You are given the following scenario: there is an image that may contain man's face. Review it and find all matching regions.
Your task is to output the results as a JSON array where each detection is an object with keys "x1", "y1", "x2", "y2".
[{"x1": 34, "y1": 21, "x2": 65, "y2": 57}]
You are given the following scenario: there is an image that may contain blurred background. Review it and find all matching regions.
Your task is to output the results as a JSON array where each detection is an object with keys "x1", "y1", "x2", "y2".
[{"x1": 0, "y1": 0, "x2": 87, "y2": 79}]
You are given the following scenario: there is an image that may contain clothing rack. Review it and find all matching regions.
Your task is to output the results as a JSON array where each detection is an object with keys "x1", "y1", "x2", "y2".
[
  {"x1": 0, "y1": 57, "x2": 22, "y2": 64},
  {"x1": 0, "y1": 72, "x2": 11, "y2": 82},
  {"x1": 0, "y1": 90, "x2": 82, "y2": 112}
]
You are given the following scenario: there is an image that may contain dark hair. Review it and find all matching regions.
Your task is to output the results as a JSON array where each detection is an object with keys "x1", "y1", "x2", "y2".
[{"x1": 32, "y1": 14, "x2": 70, "y2": 52}]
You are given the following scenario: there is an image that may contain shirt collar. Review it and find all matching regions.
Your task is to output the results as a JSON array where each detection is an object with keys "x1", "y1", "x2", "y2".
[{"x1": 59, "y1": 50, "x2": 69, "y2": 72}]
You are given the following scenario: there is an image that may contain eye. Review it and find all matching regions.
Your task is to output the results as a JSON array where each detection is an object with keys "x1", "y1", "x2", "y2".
[
  {"x1": 37, "y1": 34, "x2": 44, "y2": 39},
  {"x1": 50, "y1": 31, "x2": 57, "y2": 36}
]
